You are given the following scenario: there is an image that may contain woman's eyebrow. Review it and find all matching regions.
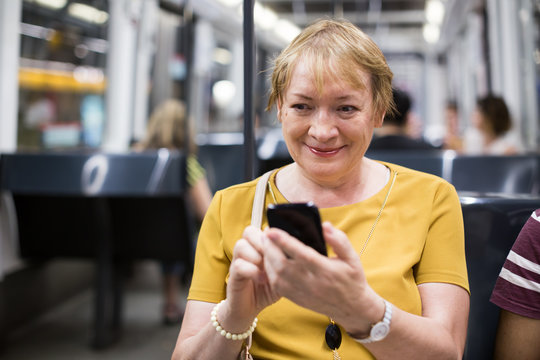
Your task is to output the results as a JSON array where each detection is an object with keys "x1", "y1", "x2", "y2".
[
  {"x1": 336, "y1": 95, "x2": 356, "y2": 101},
  {"x1": 289, "y1": 93, "x2": 313, "y2": 101}
]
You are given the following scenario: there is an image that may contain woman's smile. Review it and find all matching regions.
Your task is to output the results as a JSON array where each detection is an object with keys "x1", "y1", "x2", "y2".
[{"x1": 306, "y1": 144, "x2": 345, "y2": 157}]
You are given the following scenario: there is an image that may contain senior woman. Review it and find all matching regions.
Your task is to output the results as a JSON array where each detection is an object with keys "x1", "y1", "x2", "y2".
[{"x1": 173, "y1": 19, "x2": 469, "y2": 359}]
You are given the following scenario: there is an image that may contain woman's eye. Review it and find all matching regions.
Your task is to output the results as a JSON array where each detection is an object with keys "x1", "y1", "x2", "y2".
[
  {"x1": 339, "y1": 105, "x2": 357, "y2": 113},
  {"x1": 292, "y1": 104, "x2": 309, "y2": 110}
]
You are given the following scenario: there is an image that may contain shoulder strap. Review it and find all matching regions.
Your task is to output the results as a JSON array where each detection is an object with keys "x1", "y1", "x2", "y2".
[{"x1": 251, "y1": 170, "x2": 275, "y2": 229}]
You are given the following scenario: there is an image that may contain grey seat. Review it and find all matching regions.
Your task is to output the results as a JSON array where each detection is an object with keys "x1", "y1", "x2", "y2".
[
  {"x1": 365, "y1": 149, "x2": 450, "y2": 178},
  {"x1": 198, "y1": 142, "x2": 246, "y2": 192},
  {"x1": 451, "y1": 155, "x2": 540, "y2": 194},
  {"x1": 460, "y1": 193, "x2": 540, "y2": 360},
  {"x1": 0, "y1": 151, "x2": 193, "y2": 348}
]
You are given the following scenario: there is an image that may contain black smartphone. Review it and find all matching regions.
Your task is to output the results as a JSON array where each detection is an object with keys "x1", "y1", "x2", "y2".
[{"x1": 266, "y1": 202, "x2": 327, "y2": 256}]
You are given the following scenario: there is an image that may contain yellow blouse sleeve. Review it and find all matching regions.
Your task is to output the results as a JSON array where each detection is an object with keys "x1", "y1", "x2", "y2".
[
  {"x1": 414, "y1": 181, "x2": 470, "y2": 294},
  {"x1": 187, "y1": 190, "x2": 230, "y2": 302}
]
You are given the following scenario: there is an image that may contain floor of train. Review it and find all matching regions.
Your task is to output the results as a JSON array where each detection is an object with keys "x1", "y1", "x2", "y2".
[{"x1": 2, "y1": 261, "x2": 186, "y2": 360}]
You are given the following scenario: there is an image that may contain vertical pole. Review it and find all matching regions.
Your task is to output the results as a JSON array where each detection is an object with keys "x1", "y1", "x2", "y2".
[
  {"x1": 0, "y1": 0, "x2": 21, "y2": 152},
  {"x1": 182, "y1": 0, "x2": 193, "y2": 161},
  {"x1": 243, "y1": 0, "x2": 256, "y2": 181},
  {"x1": 0, "y1": 1, "x2": 21, "y2": 345},
  {"x1": 103, "y1": 0, "x2": 138, "y2": 151},
  {"x1": 181, "y1": 0, "x2": 196, "y2": 270}
]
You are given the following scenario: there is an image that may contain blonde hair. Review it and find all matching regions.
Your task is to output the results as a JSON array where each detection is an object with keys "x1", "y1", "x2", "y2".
[
  {"x1": 267, "y1": 18, "x2": 395, "y2": 120},
  {"x1": 139, "y1": 99, "x2": 196, "y2": 153}
]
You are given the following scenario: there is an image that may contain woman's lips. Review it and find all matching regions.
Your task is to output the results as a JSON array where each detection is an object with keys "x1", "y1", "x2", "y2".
[{"x1": 307, "y1": 145, "x2": 343, "y2": 157}]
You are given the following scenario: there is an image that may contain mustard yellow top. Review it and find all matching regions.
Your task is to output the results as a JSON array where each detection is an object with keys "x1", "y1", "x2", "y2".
[{"x1": 188, "y1": 162, "x2": 469, "y2": 359}]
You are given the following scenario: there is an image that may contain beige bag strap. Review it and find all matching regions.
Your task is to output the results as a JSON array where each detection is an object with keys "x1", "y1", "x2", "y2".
[
  {"x1": 241, "y1": 169, "x2": 275, "y2": 360},
  {"x1": 250, "y1": 170, "x2": 274, "y2": 228}
]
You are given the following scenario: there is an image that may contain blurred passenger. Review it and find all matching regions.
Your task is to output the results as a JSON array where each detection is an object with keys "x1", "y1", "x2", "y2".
[
  {"x1": 369, "y1": 88, "x2": 438, "y2": 151},
  {"x1": 173, "y1": 19, "x2": 469, "y2": 360},
  {"x1": 134, "y1": 99, "x2": 213, "y2": 325},
  {"x1": 443, "y1": 100, "x2": 463, "y2": 151},
  {"x1": 490, "y1": 208, "x2": 540, "y2": 360},
  {"x1": 463, "y1": 94, "x2": 523, "y2": 155}
]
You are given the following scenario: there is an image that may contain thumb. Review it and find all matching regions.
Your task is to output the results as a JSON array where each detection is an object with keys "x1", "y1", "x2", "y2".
[{"x1": 322, "y1": 222, "x2": 359, "y2": 264}]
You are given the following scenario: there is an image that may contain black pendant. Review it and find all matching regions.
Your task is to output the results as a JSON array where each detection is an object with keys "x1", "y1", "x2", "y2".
[{"x1": 325, "y1": 323, "x2": 342, "y2": 350}]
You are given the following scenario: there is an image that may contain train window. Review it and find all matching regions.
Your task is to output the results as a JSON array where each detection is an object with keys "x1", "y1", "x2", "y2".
[
  {"x1": 18, "y1": 0, "x2": 108, "y2": 150},
  {"x1": 148, "y1": 8, "x2": 186, "y2": 114},
  {"x1": 188, "y1": 20, "x2": 246, "y2": 135}
]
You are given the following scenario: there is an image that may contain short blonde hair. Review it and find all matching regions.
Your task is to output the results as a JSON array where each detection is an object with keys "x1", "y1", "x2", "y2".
[
  {"x1": 139, "y1": 99, "x2": 196, "y2": 153},
  {"x1": 267, "y1": 18, "x2": 394, "y2": 120}
]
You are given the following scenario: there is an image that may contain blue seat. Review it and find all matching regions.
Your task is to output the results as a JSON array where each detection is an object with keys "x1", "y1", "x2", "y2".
[
  {"x1": 451, "y1": 155, "x2": 540, "y2": 194},
  {"x1": 365, "y1": 149, "x2": 451, "y2": 178},
  {"x1": 0, "y1": 150, "x2": 193, "y2": 348},
  {"x1": 198, "y1": 141, "x2": 246, "y2": 192},
  {"x1": 460, "y1": 193, "x2": 540, "y2": 360}
]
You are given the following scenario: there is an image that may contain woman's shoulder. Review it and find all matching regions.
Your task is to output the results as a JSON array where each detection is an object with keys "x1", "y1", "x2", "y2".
[
  {"x1": 379, "y1": 161, "x2": 456, "y2": 193},
  {"x1": 381, "y1": 161, "x2": 445, "y2": 180},
  {"x1": 213, "y1": 176, "x2": 263, "y2": 199}
]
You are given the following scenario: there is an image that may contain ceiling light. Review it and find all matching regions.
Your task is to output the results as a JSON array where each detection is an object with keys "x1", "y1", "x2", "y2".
[
  {"x1": 274, "y1": 19, "x2": 301, "y2": 44},
  {"x1": 254, "y1": 3, "x2": 278, "y2": 30},
  {"x1": 213, "y1": 47, "x2": 232, "y2": 65},
  {"x1": 34, "y1": 0, "x2": 67, "y2": 10},
  {"x1": 423, "y1": 23, "x2": 440, "y2": 44},
  {"x1": 68, "y1": 3, "x2": 109, "y2": 25},
  {"x1": 212, "y1": 80, "x2": 236, "y2": 108},
  {"x1": 426, "y1": 0, "x2": 445, "y2": 25},
  {"x1": 215, "y1": 0, "x2": 242, "y2": 7}
]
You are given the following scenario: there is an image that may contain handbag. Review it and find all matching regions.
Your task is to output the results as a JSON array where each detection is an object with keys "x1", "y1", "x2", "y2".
[{"x1": 239, "y1": 169, "x2": 275, "y2": 360}]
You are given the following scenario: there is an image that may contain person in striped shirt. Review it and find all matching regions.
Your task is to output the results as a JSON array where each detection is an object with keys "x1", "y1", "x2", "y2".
[{"x1": 490, "y1": 208, "x2": 540, "y2": 359}]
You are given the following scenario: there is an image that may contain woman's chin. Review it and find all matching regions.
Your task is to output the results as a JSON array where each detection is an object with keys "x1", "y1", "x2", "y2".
[{"x1": 300, "y1": 163, "x2": 346, "y2": 182}]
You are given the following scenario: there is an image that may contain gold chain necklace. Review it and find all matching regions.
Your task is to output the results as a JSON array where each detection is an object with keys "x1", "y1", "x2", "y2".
[
  {"x1": 267, "y1": 169, "x2": 397, "y2": 254},
  {"x1": 267, "y1": 168, "x2": 398, "y2": 359}
]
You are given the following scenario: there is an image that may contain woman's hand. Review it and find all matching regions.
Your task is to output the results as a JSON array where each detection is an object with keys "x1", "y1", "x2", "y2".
[
  {"x1": 263, "y1": 221, "x2": 383, "y2": 333},
  {"x1": 224, "y1": 226, "x2": 280, "y2": 323}
]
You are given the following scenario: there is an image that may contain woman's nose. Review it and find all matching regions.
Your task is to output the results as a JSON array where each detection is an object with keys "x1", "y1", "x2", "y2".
[{"x1": 307, "y1": 110, "x2": 338, "y2": 141}]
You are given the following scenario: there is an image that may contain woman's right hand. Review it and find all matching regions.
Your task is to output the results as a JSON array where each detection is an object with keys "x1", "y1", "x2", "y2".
[
  {"x1": 220, "y1": 225, "x2": 280, "y2": 328},
  {"x1": 173, "y1": 225, "x2": 279, "y2": 360}
]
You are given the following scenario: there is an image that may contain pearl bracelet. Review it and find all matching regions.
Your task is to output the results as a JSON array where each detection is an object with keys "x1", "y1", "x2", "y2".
[{"x1": 211, "y1": 300, "x2": 258, "y2": 340}]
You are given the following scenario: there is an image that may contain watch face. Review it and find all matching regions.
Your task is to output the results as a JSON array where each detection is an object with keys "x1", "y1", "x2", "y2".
[{"x1": 371, "y1": 323, "x2": 390, "y2": 341}]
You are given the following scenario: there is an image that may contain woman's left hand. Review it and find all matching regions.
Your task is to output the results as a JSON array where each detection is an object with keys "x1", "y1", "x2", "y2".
[{"x1": 263, "y1": 221, "x2": 382, "y2": 330}]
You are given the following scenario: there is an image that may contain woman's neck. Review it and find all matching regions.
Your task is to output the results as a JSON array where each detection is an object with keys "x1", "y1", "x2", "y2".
[{"x1": 275, "y1": 160, "x2": 389, "y2": 208}]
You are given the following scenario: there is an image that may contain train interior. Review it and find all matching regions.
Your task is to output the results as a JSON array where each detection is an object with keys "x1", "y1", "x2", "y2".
[{"x1": 0, "y1": 0, "x2": 539, "y2": 359}]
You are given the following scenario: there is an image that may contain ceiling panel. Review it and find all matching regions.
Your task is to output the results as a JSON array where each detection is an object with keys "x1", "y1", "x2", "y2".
[{"x1": 258, "y1": 0, "x2": 431, "y2": 52}]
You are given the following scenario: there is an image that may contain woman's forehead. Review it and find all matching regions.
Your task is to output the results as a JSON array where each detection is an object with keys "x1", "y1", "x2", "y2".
[{"x1": 287, "y1": 57, "x2": 371, "y2": 95}]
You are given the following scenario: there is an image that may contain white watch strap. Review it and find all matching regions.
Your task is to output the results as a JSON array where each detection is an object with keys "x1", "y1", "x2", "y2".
[{"x1": 353, "y1": 300, "x2": 392, "y2": 344}]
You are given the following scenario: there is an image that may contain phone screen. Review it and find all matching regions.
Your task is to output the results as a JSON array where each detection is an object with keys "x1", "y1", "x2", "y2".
[{"x1": 267, "y1": 202, "x2": 327, "y2": 256}]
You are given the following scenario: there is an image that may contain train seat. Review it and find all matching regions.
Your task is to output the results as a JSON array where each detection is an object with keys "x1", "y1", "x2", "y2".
[
  {"x1": 365, "y1": 149, "x2": 452, "y2": 178},
  {"x1": 197, "y1": 133, "x2": 246, "y2": 192},
  {"x1": 0, "y1": 150, "x2": 194, "y2": 348},
  {"x1": 451, "y1": 155, "x2": 540, "y2": 194},
  {"x1": 460, "y1": 194, "x2": 540, "y2": 360}
]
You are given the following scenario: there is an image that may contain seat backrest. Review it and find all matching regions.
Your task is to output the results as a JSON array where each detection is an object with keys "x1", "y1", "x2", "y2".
[
  {"x1": 198, "y1": 144, "x2": 245, "y2": 192},
  {"x1": 365, "y1": 149, "x2": 450, "y2": 178},
  {"x1": 460, "y1": 194, "x2": 540, "y2": 360},
  {"x1": 0, "y1": 150, "x2": 186, "y2": 196},
  {"x1": 451, "y1": 155, "x2": 539, "y2": 194},
  {"x1": 0, "y1": 151, "x2": 193, "y2": 262}
]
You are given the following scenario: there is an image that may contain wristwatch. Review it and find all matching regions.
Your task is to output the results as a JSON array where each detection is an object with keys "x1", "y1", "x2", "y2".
[{"x1": 351, "y1": 300, "x2": 392, "y2": 344}]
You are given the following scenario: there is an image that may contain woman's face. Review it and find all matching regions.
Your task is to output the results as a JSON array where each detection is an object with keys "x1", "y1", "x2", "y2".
[
  {"x1": 472, "y1": 108, "x2": 490, "y2": 134},
  {"x1": 279, "y1": 59, "x2": 382, "y2": 184}
]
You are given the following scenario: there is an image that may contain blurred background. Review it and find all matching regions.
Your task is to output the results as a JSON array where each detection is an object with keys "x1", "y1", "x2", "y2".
[{"x1": 2, "y1": 0, "x2": 538, "y2": 153}]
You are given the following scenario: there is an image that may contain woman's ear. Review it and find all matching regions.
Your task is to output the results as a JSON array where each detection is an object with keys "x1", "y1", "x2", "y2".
[
  {"x1": 277, "y1": 99, "x2": 282, "y2": 122},
  {"x1": 375, "y1": 112, "x2": 385, "y2": 128}
]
